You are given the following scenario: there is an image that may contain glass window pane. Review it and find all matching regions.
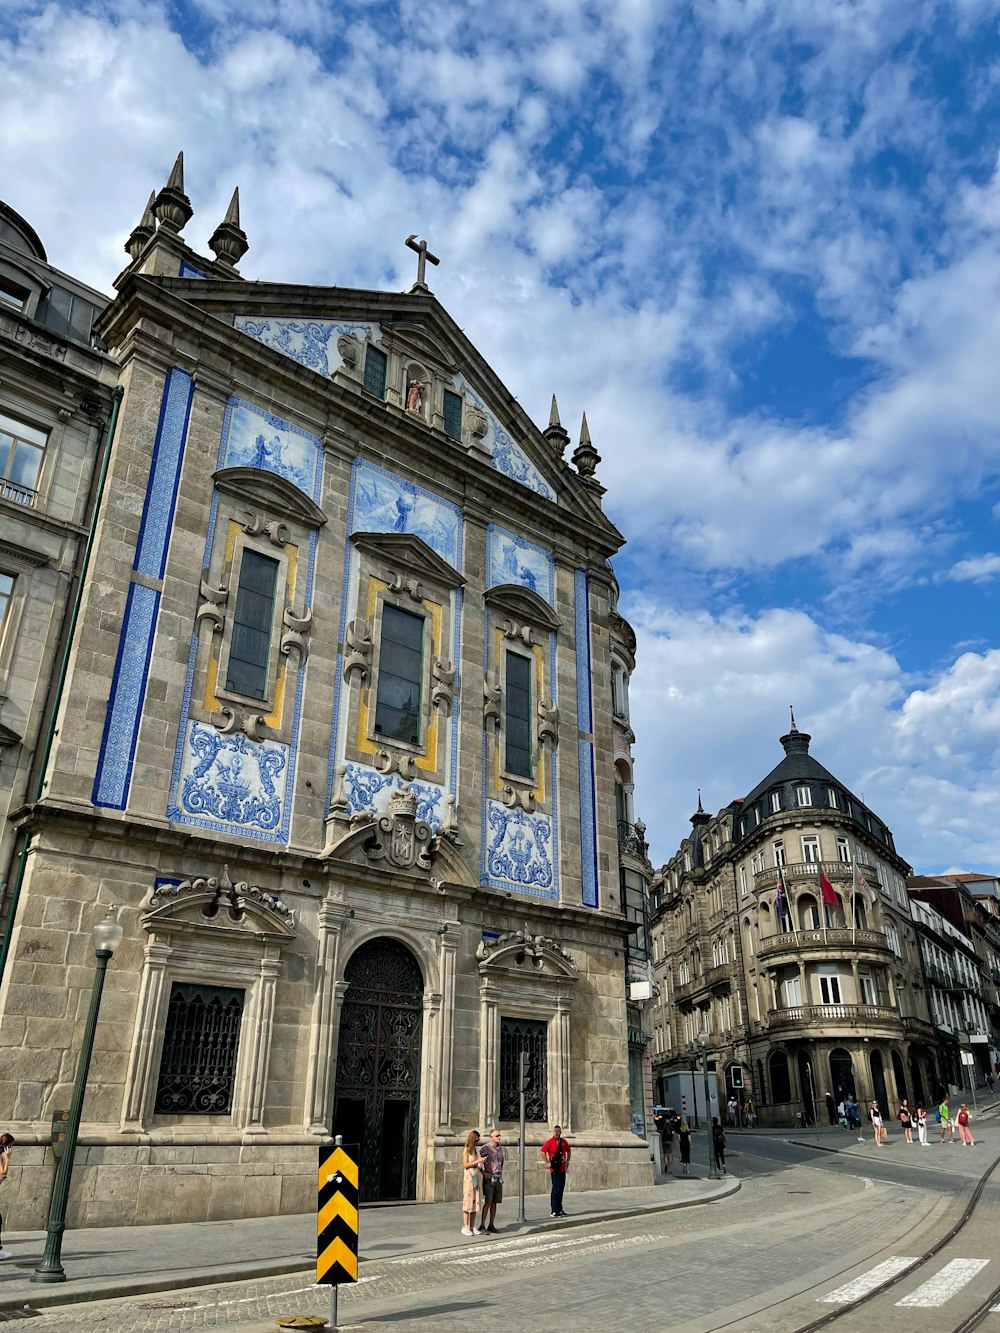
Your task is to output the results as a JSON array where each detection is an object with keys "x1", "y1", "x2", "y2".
[
  {"x1": 375, "y1": 605, "x2": 423, "y2": 742},
  {"x1": 226, "y1": 550, "x2": 278, "y2": 699},
  {"x1": 363, "y1": 345, "x2": 387, "y2": 398},
  {"x1": 443, "y1": 390, "x2": 463, "y2": 441},
  {"x1": 0, "y1": 414, "x2": 47, "y2": 448}
]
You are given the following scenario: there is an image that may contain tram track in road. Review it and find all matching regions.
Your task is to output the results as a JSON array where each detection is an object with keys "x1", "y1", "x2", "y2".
[{"x1": 794, "y1": 1149, "x2": 1000, "y2": 1332}]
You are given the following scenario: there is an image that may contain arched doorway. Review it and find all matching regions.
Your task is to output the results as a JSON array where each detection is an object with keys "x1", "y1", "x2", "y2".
[
  {"x1": 334, "y1": 938, "x2": 424, "y2": 1202},
  {"x1": 891, "y1": 1050, "x2": 907, "y2": 1107},
  {"x1": 869, "y1": 1049, "x2": 889, "y2": 1114},
  {"x1": 829, "y1": 1048, "x2": 855, "y2": 1101},
  {"x1": 769, "y1": 1049, "x2": 791, "y2": 1103}
]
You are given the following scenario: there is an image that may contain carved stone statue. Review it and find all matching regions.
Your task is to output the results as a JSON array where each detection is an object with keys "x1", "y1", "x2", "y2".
[
  {"x1": 364, "y1": 785, "x2": 434, "y2": 872},
  {"x1": 406, "y1": 379, "x2": 425, "y2": 414}
]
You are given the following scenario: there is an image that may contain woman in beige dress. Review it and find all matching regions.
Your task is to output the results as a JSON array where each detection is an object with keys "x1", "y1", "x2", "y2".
[{"x1": 461, "y1": 1130, "x2": 484, "y2": 1235}]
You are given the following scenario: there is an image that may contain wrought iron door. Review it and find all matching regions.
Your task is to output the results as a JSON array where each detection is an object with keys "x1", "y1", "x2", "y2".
[{"x1": 334, "y1": 938, "x2": 423, "y2": 1201}]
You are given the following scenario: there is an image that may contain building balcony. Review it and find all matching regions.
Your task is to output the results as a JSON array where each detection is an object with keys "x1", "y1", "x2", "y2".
[
  {"x1": 1, "y1": 478, "x2": 38, "y2": 508},
  {"x1": 617, "y1": 820, "x2": 648, "y2": 860},
  {"x1": 754, "y1": 860, "x2": 872, "y2": 893},
  {"x1": 767, "y1": 1002, "x2": 901, "y2": 1032},
  {"x1": 756, "y1": 926, "x2": 891, "y2": 963},
  {"x1": 675, "y1": 963, "x2": 733, "y2": 1005},
  {"x1": 923, "y1": 961, "x2": 962, "y2": 991}
]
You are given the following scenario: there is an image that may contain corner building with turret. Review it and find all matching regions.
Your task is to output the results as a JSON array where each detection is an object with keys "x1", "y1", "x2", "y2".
[
  {"x1": 650, "y1": 719, "x2": 942, "y2": 1125},
  {"x1": 0, "y1": 158, "x2": 653, "y2": 1229}
]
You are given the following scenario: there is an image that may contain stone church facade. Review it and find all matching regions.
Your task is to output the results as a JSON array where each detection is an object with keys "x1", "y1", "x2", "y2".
[{"x1": 0, "y1": 157, "x2": 651, "y2": 1228}]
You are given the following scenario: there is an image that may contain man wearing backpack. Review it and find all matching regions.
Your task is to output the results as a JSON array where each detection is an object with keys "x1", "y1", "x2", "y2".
[{"x1": 541, "y1": 1125, "x2": 572, "y2": 1217}]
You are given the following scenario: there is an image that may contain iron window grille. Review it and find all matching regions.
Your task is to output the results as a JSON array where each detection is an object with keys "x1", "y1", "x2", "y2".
[
  {"x1": 499, "y1": 1017, "x2": 548, "y2": 1122},
  {"x1": 154, "y1": 982, "x2": 245, "y2": 1115}
]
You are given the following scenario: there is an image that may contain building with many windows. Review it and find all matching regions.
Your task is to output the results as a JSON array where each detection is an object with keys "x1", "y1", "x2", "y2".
[
  {"x1": 0, "y1": 159, "x2": 653, "y2": 1229},
  {"x1": 0, "y1": 199, "x2": 117, "y2": 895},
  {"x1": 650, "y1": 717, "x2": 936, "y2": 1125}
]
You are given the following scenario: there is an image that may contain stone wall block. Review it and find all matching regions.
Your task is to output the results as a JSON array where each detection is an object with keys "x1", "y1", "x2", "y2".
[
  {"x1": 242, "y1": 1175, "x2": 281, "y2": 1218},
  {"x1": 93, "y1": 1164, "x2": 142, "y2": 1204}
]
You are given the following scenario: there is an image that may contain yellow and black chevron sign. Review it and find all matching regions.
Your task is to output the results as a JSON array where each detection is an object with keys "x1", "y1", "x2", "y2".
[{"x1": 317, "y1": 1144, "x2": 359, "y2": 1285}]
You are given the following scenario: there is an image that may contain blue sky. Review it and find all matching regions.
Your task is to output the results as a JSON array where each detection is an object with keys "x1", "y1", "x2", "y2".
[{"x1": 2, "y1": 0, "x2": 1000, "y2": 871}]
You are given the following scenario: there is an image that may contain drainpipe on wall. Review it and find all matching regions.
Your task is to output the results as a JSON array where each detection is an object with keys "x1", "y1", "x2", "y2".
[{"x1": 0, "y1": 384, "x2": 124, "y2": 985}]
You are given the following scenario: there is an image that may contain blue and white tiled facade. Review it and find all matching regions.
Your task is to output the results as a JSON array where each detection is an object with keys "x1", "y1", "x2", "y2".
[
  {"x1": 93, "y1": 367, "x2": 194, "y2": 809},
  {"x1": 457, "y1": 378, "x2": 555, "y2": 501},
  {"x1": 486, "y1": 525, "x2": 555, "y2": 604},
  {"x1": 233, "y1": 316, "x2": 381, "y2": 378},
  {"x1": 575, "y1": 567, "x2": 599, "y2": 908},
  {"x1": 166, "y1": 398, "x2": 321, "y2": 844},
  {"x1": 343, "y1": 762, "x2": 447, "y2": 831},
  {"x1": 352, "y1": 460, "x2": 461, "y2": 566},
  {"x1": 485, "y1": 803, "x2": 554, "y2": 891}
]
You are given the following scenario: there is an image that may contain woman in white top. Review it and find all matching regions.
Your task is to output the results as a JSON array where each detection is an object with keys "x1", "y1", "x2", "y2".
[{"x1": 870, "y1": 1101, "x2": 885, "y2": 1147}]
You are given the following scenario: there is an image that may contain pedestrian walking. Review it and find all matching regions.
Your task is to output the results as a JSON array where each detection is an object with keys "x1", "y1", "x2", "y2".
[
  {"x1": 658, "y1": 1107, "x2": 674, "y2": 1173},
  {"x1": 744, "y1": 1098, "x2": 755, "y2": 1128},
  {"x1": 956, "y1": 1104, "x2": 975, "y2": 1147},
  {"x1": 0, "y1": 1133, "x2": 14, "y2": 1261},
  {"x1": 845, "y1": 1094, "x2": 863, "y2": 1141},
  {"x1": 726, "y1": 1095, "x2": 738, "y2": 1127},
  {"x1": 938, "y1": 1096, "x2": 954, "y2": 1143},
  {"x1": 915, "y1": 1104, "x2": 929, "y2": 1146},
  {"x1": 869, "y1": 1100, "x2": 885, "y2": 1146},
  {"x1": 677, "y1": 1119, "x2": 692, "y2": 1173},
  {"x1": 540, "y1": 1125, "x2": 571, "y2": 1217},
  {"x1": 712, "y1": 1116, "x2": 727, "y2": 1173},
  {"x1": 478, "y1": 1129, "x2": 505, "y2": 1232},
  {"x1": 987, "y1": 1070, "x2": 995, "y2": 1095},
  {"x1": 898, "y1": 1100, "x2": 913, "y2": 1144},
  {"x1": 461, "y1": 1129, "x2": 484, "y2": 1235}
]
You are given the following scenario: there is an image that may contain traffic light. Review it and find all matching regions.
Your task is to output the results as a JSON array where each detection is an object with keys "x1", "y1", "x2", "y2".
[
  {"x1": 731, "y1": 1065, "x2": 744, "y2": 1089},
  {"x1": 519, "y1": 1050, "x2": 533, "y2": 1092}
]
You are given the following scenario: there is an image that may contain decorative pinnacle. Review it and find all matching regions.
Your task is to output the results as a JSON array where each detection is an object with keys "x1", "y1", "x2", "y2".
[
  {"x1": 571, "y1": 411, "x2": 601, "y2": 481},
  {"x1": 208, "y1": 186, "x2": 249, "y2": 270},
  {"x1": 153, "y1": 151, "x2": 193, "y2": 235},
  {"x1": 124, "y1": 191, "x2": 156, "y2": 261},
  {"x1": 543, "y1": 393, "x2": 571, "y2": 455},
  {"x1": 789, "y1": 705, "x2": 797, "y2": 732}
]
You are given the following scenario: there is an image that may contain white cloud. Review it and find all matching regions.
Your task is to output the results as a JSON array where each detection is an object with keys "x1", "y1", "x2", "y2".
[{"x1": 944, "y1": 554, "x2": 1000, "y2": 583}]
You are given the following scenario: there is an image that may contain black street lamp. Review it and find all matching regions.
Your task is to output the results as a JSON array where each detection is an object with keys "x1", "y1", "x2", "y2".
[
  {"x1": 698, "y1": 1032, "x2": 721, "y2": 1180},
  {"x1": 32, "y1": 905, "x2": 123, "y2": 1283}
]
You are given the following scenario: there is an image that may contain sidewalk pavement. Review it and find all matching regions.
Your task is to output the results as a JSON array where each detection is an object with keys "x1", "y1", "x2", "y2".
[{"x1": 0, "y1": 1174, "x2": 740, "y2": 1315}]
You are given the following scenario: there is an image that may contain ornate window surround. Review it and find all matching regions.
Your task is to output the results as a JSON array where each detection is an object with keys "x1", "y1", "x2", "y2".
[
  {"x1": 215, "y1": 533, "x2": 289, "y2": 712},
  {"x1": 476, "y1": 928, "x2": 578, "y2": 1133},
  {"x1": 121, "y1": 869, "x2": 296, "y2": 1135}
]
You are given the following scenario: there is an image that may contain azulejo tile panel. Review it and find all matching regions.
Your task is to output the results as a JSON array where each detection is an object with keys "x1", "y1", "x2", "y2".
[
  {"x1": 457, "y1": 379, "x2": 555, "y2": 501},
  {"x1": 135, "y1": 368, "x2": 194, "y2": 579},
  {"x1": 343, "y1": 761, "x2": 446, "y2": 831},
  {"x1": 352, "y1": 460, "x2": 461, "y2": 568},
  {"x1": 485, "y1": 801, "x2": 554, "y2": 892},
  {"x1": 220, "y1": 398, "x2": 323, "y2": 502},
  {"x1": 486, "y1": 525, "x2": 554, "y2": 604},
  {"x1": 178, "y1": 261, "x2": 210, "y2": 279},
  {"x1": 171, "y1": 722, "x2": 289, "y2": 836},
  {"x1": 232, "y1": 316, "x2": 380, "y2": 378},
  {"x1": 92, "y1": 583, "x2": 161, "y2": 809},
  {"x1": 574, "y1": 568, "x2": 598, "y2": 908}
]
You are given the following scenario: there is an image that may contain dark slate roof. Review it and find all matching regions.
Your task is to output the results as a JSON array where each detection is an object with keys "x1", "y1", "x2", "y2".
[{"x1": 742, "y1": 728, "x2": 840, "y2": 806}]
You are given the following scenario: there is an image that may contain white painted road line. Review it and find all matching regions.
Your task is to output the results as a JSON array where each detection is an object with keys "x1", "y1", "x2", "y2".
[
  {"x1": 453, "y1": 1233, "x2": 620, "y2": 1265},
  {"x1": 818, "y1": 1257, "x2": 920, "y2": 1303},
  {"x1": 896, "y1": 1258, "x2": 990, "y2": 1308}
]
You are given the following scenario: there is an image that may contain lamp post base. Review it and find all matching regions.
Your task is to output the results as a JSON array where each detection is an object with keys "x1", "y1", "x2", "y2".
[{"x1": 30, "y1": 1264, "x2": 67, "y2": 1284}]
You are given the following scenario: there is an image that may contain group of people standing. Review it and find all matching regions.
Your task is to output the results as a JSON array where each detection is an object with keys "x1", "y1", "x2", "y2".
[
  {"x1": 839, "y1": 1093, "x2": 977, "y2": 1147},
  {"x1": 460, "y1": 1124, "x2": 572, "y2": 1235},
  {"x1": 653, "y1": 1107, "x2": 727, "y2": 1175}
]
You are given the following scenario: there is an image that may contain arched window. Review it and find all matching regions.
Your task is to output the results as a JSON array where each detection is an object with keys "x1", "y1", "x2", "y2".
[
  {"x1": 769, "y1": 1049, "x2": 791, "y2": 1103},
  {"x1": 759, "y1": 901, "x2": 772, "y2": 938},
  {"x1": 853, "y1": 896, "x2": 868, "y2": 930},
  {"x1": 742, "y1": 917, "x2": 754, "y2": 958},
  {"x1": 757, "y1": 1058, "x2": 767, "y2": 1105},
  {"x1": 799, "y1": 894, "x2": 819, "y2": 930}
]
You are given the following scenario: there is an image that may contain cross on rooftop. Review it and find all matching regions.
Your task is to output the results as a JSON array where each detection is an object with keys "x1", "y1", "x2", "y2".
[{"x1": 405, "y1": 234, "x2": 440, "y2": 291}]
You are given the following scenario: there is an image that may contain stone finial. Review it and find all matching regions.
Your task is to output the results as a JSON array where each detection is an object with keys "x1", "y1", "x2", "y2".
[
  {"x1": 572, "y1": 412, "x2": 602, "y2": 483},
  {"x1": 153, "y1": 151, "x2": 194, "y2": 234},
  {"x1": 543, "y1": 393, "x2": 571, "y2": 455},
  {"x1": 208, "y1": 187, "x2": 249, "y2": 270},
  {"x1": 124, "y1": 191, "x2": 156, "y2": 261}
]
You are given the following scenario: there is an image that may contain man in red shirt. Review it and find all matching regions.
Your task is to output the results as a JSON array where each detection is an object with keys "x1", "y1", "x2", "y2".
[{"x1": 540, "y1": 1125, "x2": 571, "y2": 1216}]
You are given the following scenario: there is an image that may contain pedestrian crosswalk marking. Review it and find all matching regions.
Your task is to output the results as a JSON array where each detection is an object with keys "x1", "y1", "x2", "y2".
[
  {"x1": 453, "y1": 1233, "x2": 619, "y2": 1265},
  {"x1": 896, "y1": 1257, "x2": 990, "y2": 1308},
  {"x1": 818, "y1": 1257, "x2": 919, "y2": 1302}
]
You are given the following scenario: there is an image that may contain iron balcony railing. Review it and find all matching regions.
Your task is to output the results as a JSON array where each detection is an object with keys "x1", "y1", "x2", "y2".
[
  {"x1": 617, "y1": 820, "x2": 648, "y2": 858},
  {"x1": 754, "y1": 860, "x2": 878, "y2": 892},
  {"x1": 675, "y1": 962, "x2": 733, "y2": 1004}
]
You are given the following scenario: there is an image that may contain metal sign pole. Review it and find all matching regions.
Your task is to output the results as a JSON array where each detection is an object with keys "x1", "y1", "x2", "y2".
[{"x1": 518, "y1": 1086, "x2": 526, "y2": 1223}]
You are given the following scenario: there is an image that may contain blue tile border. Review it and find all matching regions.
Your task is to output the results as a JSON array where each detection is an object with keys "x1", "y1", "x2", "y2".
[
  {"x1": 134, "y1": 369, "x2": 194, "y2": 579},
  {"x1": 92, "y1": 583, "x2": 161, "y2": 809},
  {"x1": 574, "y1": 569, "x2": 599, "y2": 908}
]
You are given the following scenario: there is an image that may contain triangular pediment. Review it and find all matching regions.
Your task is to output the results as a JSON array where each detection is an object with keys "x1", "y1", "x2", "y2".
[
  {"x1": 136, "y1": 277, "x2": 623, "y2": 543},
  {"x1": 476, "y1": 926, "x2": 579, "y2": 980},
  {"x1": 350, "y1": 530, "x2": 465, "y2": 589},
  {"x1": 214, "y1": 466, "x2": 327, "y2": 528}
]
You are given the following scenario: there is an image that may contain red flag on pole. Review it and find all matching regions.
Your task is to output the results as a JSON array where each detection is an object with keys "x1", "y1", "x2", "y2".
[{"x1": 819, "y1": 872, "x2": 838, "y2": 907}]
